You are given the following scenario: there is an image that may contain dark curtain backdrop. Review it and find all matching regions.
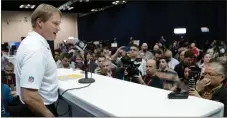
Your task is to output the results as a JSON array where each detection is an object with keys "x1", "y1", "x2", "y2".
[{"x1": 78, "y1": 1, "x2": 226, "y2": 47}]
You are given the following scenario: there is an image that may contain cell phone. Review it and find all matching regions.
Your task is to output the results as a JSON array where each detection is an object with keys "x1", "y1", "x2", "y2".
[{"x1": 124, "y1": 47, "x2": 130, "y2": 52}]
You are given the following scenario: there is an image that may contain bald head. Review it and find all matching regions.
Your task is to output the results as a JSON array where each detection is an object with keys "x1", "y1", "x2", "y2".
[
  {"x1": 146, "y1": 59, "x2": 157, "y2": 75},
  {"x1": 153, "y1": 45, "x2": 159, "y2": 51},
  {"x1": 141, "y1": 43, "x2": 148, "y2": 51},
  {"x1": 190, "y1": 43, "x2": 195, "y2": 48},
  {"x1": 165, "y1": 50, "x2": 173, "y2": 58}
]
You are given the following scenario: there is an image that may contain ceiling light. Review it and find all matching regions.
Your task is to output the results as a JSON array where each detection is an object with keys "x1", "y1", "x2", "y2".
[
  {"x1": 201, "y1": 27, "x2": 209, "y2": 32},
  {"x1": 174, "y1": 28, "x2": 186, "y2": 34},
  {"x1": 112, "y1": 2, "x2": 116, "y2": 4},
  {"x1": 116, "y1": 1, "x2": 119, "y2": 3},
  {"x1": 122, "y1": 1, "x2": 126, "y2": 3},
  {"x1": 19, "y1": 5, "x2": 24, "y2": 8},
  {"x1": 25, "y1": 6, "x2": 29, "y2": 9},
  {"x1": 31, "y1": 5, "x2": 36, "y2": 9},
  {"x1": 27, "y1": 4, "x2": 31, "y2": 7}
]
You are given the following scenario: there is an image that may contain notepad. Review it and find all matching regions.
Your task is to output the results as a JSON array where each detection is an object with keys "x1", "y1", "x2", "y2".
[{"x1": 58, "y1": 74, "x2": 83, "y2": 81}]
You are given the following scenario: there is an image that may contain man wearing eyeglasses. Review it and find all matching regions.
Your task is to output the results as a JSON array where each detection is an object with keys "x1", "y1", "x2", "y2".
[
  {"x1": 189, "y1": 62, "x2": 227, "y2": 117},
  {"x1": 111, "y1": 44, "x2": 146, "y2": 76},
  {"x1": 128, "y1": 44, "x2": 146, "y2": 76}
]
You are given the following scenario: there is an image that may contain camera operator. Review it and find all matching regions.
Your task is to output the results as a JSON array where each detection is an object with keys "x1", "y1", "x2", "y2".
[
  {"x1": 118, "y1": 55, "x2": 144, "y2": 84},
  {"x1": 189, "y1": 62, "x2": 227, "y2": 117},
  {"x1": 111, "y1": 44, "x2": 146, "y2": 76},
  {"x1": 157, "y1": 56, "x2": 180, "y2": 91}
]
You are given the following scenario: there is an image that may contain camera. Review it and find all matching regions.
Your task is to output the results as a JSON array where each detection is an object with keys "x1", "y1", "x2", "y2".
[
  {"x1": 188, "y1": 66, "x2": 201, "y2": 89},
  {"x1": 121, "y1": 56, "x2": 142, "y2": 77}
]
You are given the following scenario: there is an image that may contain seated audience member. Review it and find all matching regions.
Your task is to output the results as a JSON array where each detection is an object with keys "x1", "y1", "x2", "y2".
[
  {"x1": 178, "y1": 50, "x2": 186, "y2": 62},
  {"x1": 140, "y1": 43, "x2": 153, "y2": 59},
  {"x1": 1, "y1": 83, "x2": 19, "y2": 117},
  {"x1": 86, "y1": 52, "x2": 98, "y2": 73},
  {"x1": 153, "y1": 44, "x2": 160, "y2": 52},
  {"x1": 139, "y1": 52, "x2": 147, "y2": 61},
  {"x1": 165, "y1": 50, "x2": 179, "y2": 70},
  {"x1": 95, "y1": 55, "x2": 106, "y2": 74},
  {"x1": 199, "y1": 53, "x2": 211, "y2": 74},
  {"x1": 54, "y1": 49, "x2": 61, "y2": 62},
  {"x1": 1, "y1": 62, "x2": 16, "y2": 90},
  {"x1": 102, "y1": 47, "x2": 111, "y2": 59},
  {"x1": 152, "y1": 49, "x2": 163, "y2": 69},
  {"x1": 174, "y1": 50, "x2": 200, "y2": 79},
  {"x1": 75, "y1": 54, "x2": 85, "y2": 70},
  {"x1": 206, "y1": 48, "x2": 215, "y2": 59},
  {"x1": 190, "y1": 42, "x2": 199, "y2": 58},
  {"x1": 157, "y1": 56, "x2": 180, "y2": 91},
  {"x1": 95, "y1": 59, "x2": 112, "y2": 77},
  {"x1": 189, "y1": 62, "x2": 227, "y2": 117},
  {"x1": 56, "y1": 53, "x2": 75, "y2": 69},
  {"x1": 139, "y1": 59, "x2": 163, "y2": 89}
]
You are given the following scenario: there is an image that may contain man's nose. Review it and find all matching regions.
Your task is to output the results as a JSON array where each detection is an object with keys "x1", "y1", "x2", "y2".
[{"x1": 57, "y1": 26, "x2": 61, "y2": 31}]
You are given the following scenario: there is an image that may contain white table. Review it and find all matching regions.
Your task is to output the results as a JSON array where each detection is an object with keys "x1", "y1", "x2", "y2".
[{"x1": 57, "y1": 68, "x2": 224, "y2": 117}]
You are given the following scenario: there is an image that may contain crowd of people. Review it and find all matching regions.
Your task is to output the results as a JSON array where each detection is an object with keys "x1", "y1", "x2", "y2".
[
  {"x1": 55, "y1": 38, "x2": 227, "y2": 116},
  {"x1": 2, "y1": 37, "x2": 227, "y2": 116}
]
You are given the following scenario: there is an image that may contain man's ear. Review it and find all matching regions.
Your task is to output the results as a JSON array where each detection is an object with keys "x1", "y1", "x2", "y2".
[
  {"x1": 220, "y1": 75, "x2": 225, "y2": 82},
  {"x1": 36, "y1": 18, "x2": 43, "y2": 28}
]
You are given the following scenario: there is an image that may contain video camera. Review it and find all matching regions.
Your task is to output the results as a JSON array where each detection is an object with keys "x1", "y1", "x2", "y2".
[
  {"x1": 121, "y1": 56, "x2": 142, "y2": 77},
  {"x1": 188, "y1": 66, "x2": 201, "y2": 89}
]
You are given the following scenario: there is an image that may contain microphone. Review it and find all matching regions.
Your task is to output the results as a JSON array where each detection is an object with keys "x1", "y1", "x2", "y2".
[{"x1": 69, "y1": 37, "x2": 95, "y2": 84}]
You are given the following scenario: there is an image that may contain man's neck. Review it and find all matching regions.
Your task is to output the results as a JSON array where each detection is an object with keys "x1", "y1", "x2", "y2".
[
  {"x1": 33, "y1": 28, "x2": 46, "y2": 39},
  {"x1": 131, "y1": 57, "x2": 136, "y2": 60},
  {"x1": 147, "y1": 73, "x2": 155, "y2": 77}
]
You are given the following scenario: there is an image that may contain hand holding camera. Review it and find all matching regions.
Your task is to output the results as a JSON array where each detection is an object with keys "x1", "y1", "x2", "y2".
[{"x1": 196, "y1": 78, "x2": 211, "y2": 93}]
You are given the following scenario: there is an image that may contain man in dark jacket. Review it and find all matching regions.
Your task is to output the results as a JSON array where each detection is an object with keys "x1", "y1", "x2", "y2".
[{"x1": 189, "y1": 62, "x2": 227, "y2": 117}]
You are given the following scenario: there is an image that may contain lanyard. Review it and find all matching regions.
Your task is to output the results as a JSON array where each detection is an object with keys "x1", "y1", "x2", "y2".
[
  {"x1": 6, "y1": 76, "x2": 14, "y2": 86},
  {"x1": 143, "y1": 76, "x2": 152, "y2": 86}
]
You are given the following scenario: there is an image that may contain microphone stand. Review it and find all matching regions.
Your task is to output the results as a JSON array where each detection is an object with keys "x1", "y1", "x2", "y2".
[{"x1": 78, "y1": 50, "x2": 95, "y2": 84}]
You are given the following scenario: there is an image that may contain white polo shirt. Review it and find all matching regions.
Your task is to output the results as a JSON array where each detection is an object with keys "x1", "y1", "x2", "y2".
[{"x1": 15, "y1": 31, "x2": 58, "y2": 105}]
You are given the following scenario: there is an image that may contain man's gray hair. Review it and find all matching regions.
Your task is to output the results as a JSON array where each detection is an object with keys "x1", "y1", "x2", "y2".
[{"x1": 210, "y1": 62, "x2": 226, "y2": 77}]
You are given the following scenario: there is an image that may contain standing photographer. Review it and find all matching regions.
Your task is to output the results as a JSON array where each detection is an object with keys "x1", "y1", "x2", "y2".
[{"x1": 111, "y1": 44, "x2": 146, "y2": 76}]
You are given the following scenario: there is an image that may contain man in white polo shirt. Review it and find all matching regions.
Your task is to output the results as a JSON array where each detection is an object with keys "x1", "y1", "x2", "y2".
[{"x1": 15, "y1": 4, "x2": 61, "y2": 117}]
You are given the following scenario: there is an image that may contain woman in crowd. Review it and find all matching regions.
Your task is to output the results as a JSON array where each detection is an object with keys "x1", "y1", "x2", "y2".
[{"x1": 199, "y1": 53, "x2": 211, "y2": 74}]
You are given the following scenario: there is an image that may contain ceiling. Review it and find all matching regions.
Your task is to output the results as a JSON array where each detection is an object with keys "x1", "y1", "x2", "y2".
[{"x1": 2, "y1": 0, "x2": 114, "y2": 13}]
